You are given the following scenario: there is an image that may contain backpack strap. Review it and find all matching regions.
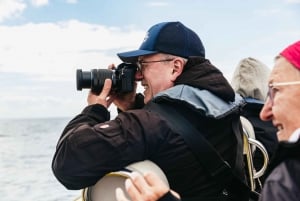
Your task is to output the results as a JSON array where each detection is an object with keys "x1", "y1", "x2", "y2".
[{"x1": 147, "y1": 102, "x2": 251, "y2": 201}]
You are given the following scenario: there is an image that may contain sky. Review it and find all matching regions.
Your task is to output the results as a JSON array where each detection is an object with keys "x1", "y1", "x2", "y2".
[{"x1": 0, "y1": 0, "x2": 300, "y2": 119}]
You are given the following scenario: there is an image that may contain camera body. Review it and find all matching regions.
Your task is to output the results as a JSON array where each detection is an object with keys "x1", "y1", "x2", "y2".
[{"x1": 76, "y1": 63, "x2": 137, "y2": 94}]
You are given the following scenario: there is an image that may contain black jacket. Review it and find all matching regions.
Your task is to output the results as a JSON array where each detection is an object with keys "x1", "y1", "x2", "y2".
[
  {"x1": 259, "y1": 139, "x2": 300, "y2": 201},
  {"x1": 52, "y1": 57, "x2": 245, "y2": 200}
]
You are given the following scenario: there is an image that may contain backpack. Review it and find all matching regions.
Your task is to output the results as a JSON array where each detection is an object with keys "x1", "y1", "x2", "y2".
[{"x1": 149, "y1": 102, "x2": 269, "y2": 201}]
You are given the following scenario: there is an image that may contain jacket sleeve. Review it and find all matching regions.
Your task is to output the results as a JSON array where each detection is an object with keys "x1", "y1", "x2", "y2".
[
  {"x1": 259, "y1": 163, "x2": 300, "y2": 201},
  {"x1": 52, "y1": 104, "x2": 111, "y2": 189},
  {"x1": 259, "y1": 181, "x2": 299, "y2": 201},
  {"x1": 51, "y1": 103, "x2": 162, "y2": 190}
]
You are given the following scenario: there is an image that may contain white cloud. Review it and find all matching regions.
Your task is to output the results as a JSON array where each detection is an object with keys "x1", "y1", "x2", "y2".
[
  {"x1": 0, "y1": 20, "x2": 145, "y2": 79},
  {"x1": 0, "y1": 20, "x2": 145, "y2": 118},
  {"x1": 0, "y1": 0, "x2": 26, "y2": 22},
  {"x1": 31, "y1": 0, "x2": 49, "y2": 7}
]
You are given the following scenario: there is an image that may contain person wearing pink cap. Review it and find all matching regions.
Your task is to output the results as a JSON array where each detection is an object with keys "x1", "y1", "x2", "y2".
[{"x1": 258, "y1": 41, "x2": 300, "y2": 201}]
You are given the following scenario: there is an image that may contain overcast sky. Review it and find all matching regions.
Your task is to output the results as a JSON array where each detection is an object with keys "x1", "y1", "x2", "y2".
[{"x1": 0, "y1": 0, "x2": 300, "y2": 119}]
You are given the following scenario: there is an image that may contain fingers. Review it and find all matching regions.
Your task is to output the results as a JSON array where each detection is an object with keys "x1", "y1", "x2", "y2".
[
  {"x1": 129, "y1": 172, "x2": 151, "y2": 195},
  {"x1": 106, "y1": 93, "x2": 116, "y2": 107},
  {"x1": 142, "y1": 173, "x2": 180, "y2": 199},
  {"x1": 116, "y1": 172, "x2": 178, "y2": 201},
  {"x1": 124, "y1": 172, "x2": 169, "y2": 201},
  {"x1": 115, "y1": 188, "x2": 130, "y2": 201},
  {"x1": 144, "y1": 172, "x2": 167, "y2": 187},
  {"x1": 108, "y1": 63, "x2": 116, "y2": 70},
  {"x1": 112, "y1": 81, "x2": 138, "y2": 111},
  {"x1": 87, "y1": 79, "x2": 112, "y2": 107},
  {"x1": 125, "y1": 177, "x2": 145, "y2": 201},
  {"x1": 99, "y1": 79, "x2": 112, "y2": 100},
  {"x1": 143, "y1": 172, "x2": 170, "y2": 197}
]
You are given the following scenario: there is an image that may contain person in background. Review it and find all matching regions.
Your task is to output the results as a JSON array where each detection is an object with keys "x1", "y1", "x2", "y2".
[
  {"x1": 231, "y1": 57, "x2": 278, "y2": 184},
  {"x1": 258, "y1": 41, "x2": 300, "y2": 201},
  {"x1": 52, "y1": 21, "x2": 246, "y2": 201}
]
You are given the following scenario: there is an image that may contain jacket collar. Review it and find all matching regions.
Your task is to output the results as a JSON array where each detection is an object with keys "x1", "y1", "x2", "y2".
[{"x1": 153, "y1": 84, "x2": 244, "y2": 119}]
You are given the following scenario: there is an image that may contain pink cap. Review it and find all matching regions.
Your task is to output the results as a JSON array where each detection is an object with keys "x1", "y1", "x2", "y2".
[{"x1": 280, "y1": 41, "x2": 300, "y2": 70}]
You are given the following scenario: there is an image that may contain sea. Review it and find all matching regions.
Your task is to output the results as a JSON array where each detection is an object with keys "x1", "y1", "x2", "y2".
[{"x1": 0, "y1": 117, "x2": 82, "y2": 201}]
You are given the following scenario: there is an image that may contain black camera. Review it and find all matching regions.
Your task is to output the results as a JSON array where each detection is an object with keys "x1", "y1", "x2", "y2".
[{"x1": 76, "y1": 63, "x2": 137, "y2": 94}]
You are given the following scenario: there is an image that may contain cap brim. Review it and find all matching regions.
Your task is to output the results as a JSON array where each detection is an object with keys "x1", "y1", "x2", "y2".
[{"x1": 117, "y1": 49, "x2": 158, "y2": 63}]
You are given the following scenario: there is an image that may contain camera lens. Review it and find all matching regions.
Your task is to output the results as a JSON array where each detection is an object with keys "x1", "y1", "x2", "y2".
[
  {"x1": 76, "y1": 63, "x2": 137, "y2": 94},
  {"x1": 76, "y1": 69, "x2": 113, "y2": 94},
  {"x1": 76, "y1": 69, "x2": 92, "y2": 91},
  {"x1": 92, "y1": 69, "x2": 113, "y2": 93}
]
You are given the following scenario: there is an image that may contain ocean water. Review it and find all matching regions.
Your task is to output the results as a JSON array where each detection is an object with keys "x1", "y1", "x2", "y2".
[{"x1": 0, "y1": 118, "x2": 81, "y2": 201}]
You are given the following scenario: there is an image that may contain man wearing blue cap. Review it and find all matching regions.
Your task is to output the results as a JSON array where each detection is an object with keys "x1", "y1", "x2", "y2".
[{"x1": 52, "y1": 21, "x2": 247, "y2": 201}]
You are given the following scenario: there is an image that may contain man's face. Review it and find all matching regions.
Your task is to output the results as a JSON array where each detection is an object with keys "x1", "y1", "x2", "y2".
[
  {"x1": 136, "y1": 54, "x2": 178, "y2": 103},
  {"x1": 260, "y1": 57, "x2": 300, "y2": 141}
]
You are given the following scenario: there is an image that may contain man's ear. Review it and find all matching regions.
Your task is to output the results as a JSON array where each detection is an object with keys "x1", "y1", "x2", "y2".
[{"x1": 171, "y1": 59, "x2": 184, "y2": 81}]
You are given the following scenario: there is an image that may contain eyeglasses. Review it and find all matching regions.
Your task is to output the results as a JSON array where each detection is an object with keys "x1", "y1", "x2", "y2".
[
  {"x1": 267, "y1": 81, "x2": 300, "y2": 104},
  {"x1": 136, "y1": 58, "x2": 175, "y2": 70}
]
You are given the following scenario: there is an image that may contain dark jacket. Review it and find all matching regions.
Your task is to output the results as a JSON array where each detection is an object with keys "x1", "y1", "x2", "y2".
[
  {"x1": 259, "y1": 139, "x2": 300, "y2": 201},
  {"x1": 52, "y1": 57, "x2": 245, "y2": 200}
]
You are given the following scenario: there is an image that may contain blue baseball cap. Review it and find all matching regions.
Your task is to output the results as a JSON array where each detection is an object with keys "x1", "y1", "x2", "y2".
[{"x1": 117, "y1": 21, "x2": 205, "y2": 63}]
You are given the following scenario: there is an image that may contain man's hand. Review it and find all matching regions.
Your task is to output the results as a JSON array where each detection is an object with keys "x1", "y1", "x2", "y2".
[
  {"x1": 87, "y1": 79, "x2": 114, "y2": 108},
  {"x1": 106, "y1": 63, "x2": 138, "y2": 112},
  {"x1": 112, "y1": 82, "x2": 138, "y2": 111},
  {"x1": 115, "y1": 172, "x2": 180, "y2": 201}
]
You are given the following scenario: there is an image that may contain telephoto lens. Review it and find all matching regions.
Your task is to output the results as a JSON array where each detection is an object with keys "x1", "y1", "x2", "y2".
[
  {"x1": 76, "y1": 63, "x2": 137, "y2": 94},
  {"x1": 76, "y1": 69, "x2": 113, "y2": 94}
]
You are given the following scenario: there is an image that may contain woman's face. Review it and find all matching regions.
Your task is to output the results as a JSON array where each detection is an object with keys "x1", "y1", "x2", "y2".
[{"x1": 260, "y1": 57, "x2": 300, "y2": 141}]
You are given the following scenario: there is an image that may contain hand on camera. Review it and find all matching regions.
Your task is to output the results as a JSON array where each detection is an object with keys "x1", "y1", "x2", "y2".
[
  {"x1": 87, "y1": 79, "x2": 114, "y2": 108},
  {"x1": 86, "y1": 64, "x2": 138, "y2": 111},
  {"x1": 108, "y1": 64, "x2": 138, "y2": 112},
  {"x1": 111, "y1": 82, "x2": 138, "y2": 112}
]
